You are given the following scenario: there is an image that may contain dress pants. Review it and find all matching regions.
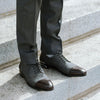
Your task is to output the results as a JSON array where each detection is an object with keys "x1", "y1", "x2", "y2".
[{"x1": 17, "y1": 0, "x2": 63, "y2": 64}]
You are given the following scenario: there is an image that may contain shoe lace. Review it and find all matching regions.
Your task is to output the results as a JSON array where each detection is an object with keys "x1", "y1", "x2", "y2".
[
  {"x1": 32, "y1": 62, "x2": 44, "y2": 74},
  {"x1": 56, "y1": 52, "x2": 70, "y2": 63}
]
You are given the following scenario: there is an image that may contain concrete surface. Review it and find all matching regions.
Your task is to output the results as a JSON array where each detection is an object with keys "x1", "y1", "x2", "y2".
[
  {"x1": 0, "y1": 32, "x2": 100, "y2": 100},
  {"x1": 63, "y1": 0, "x2": 100, "y2": 21},
  {"x1": 0, "y1": 0, "x2": 15, "y2": 14},
  {"x1": 0, "y1": 64, "x2": 99, "y2": 100},
  {"x1": 0, "y1": 0, "x2": 100, "y2": 65},
  {"x1": 1, "y1": 0, "x2": 100, "y2": 15},
  {"x1": 79, "y1": 89, "x2": 100, "y2": 100}
]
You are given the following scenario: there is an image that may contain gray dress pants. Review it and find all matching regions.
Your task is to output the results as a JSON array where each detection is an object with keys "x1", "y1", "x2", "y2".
[{"x1": 17, "y1": 0, "x2": 63, "y2": 64}]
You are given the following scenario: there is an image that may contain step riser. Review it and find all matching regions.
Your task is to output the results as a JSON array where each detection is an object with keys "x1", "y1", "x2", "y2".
[
  {"x1": 61, "y1": 11, "x2": 100, "y2": 41},
  {"x1": 0, "y1": 11, "x2": 100, "y2": 66},
  {"x1": 0, "y1": 40, "x2": 19, "y2": 67}
]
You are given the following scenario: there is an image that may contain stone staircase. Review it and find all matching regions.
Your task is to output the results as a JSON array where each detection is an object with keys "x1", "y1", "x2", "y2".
[{"x1": 0, "y1": 0, "x2": 100, "y2": 100}]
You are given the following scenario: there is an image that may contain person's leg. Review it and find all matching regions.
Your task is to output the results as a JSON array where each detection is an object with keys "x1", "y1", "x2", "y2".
[
  {"x1": 17, "y1": 0, "x2": 41, "y2": 64},
  {"x1": 40, "y1": 0, "x2": 87, "y2": 77},
  {"x1": 17, "y1": 0, "x2": 53, "y2": 91},
  {"x1": 40, "y1": 0, "x2": 63, "y2": 56}
]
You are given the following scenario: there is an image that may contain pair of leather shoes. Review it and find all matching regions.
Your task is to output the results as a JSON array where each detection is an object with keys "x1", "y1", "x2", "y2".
[{"x1": 19, "y1": 53, "x2": 87, "y2": 91}]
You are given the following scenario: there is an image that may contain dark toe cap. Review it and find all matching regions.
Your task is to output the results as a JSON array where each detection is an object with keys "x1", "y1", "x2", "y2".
[
  {"x1": 35, "y1": 79, "x2": 54, "y2": 91},
  {"x1": 69, "y1": 66, "x2": 87, "y2": 77}
]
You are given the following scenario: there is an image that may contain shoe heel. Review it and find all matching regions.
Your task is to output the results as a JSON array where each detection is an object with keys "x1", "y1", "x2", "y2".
[
  {"x1": 40, "y1": 61, "x2": 49, "y2": 69},
  {"x1": 20, "y1": 72, "x2": 24, "y2": 78}
]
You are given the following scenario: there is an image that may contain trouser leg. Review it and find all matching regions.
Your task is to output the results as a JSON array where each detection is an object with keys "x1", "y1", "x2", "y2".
[
  {"x1": 17, "y1": 0, "x2": 42, "y2": 64},
  {"x1": 40, "y1": 0, "x2": 63, "y2": 55}
]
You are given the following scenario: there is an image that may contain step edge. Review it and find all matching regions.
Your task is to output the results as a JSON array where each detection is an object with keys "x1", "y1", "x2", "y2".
[
  {"x1": 0, "y1": 10, "x2": 16, "y2": 18},
  {"x1": 68, "y1": 83, "x2": 100, "y2": 100},
  {"x1": 63, "y1": 28, "x2": 100, "y2": 46}
]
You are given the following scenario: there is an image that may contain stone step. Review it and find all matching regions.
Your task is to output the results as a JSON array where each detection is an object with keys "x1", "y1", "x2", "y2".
[
  {"x1": 0, "y1": 0, "x2": 100, "y2": 67},
  {"x1": 0, "y1": 32, "x2": 100, "y2": 100}
]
